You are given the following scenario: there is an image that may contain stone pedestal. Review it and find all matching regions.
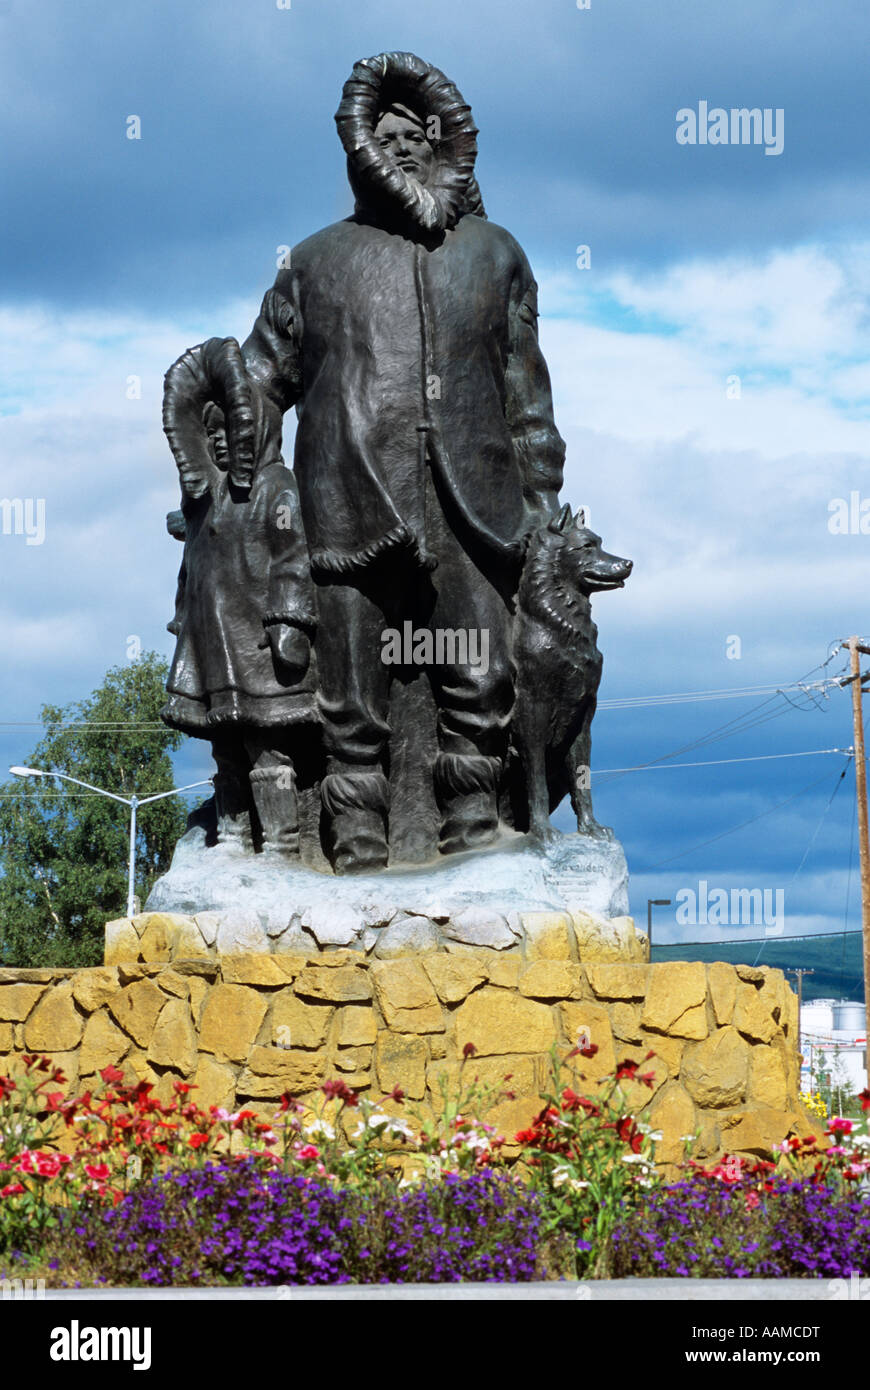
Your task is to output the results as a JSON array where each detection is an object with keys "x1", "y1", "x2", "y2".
[
  {"x1": 143, "y1": 828, "x2": 632, "y2": 952},
  {"x1": 0, "y1": 932, "x2": 819, "y2": 1173}
]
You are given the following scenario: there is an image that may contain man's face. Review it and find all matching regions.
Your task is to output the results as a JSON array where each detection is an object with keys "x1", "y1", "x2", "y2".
[{"x1": 374, "y1": 110, "x2": 435, "y2": 186}]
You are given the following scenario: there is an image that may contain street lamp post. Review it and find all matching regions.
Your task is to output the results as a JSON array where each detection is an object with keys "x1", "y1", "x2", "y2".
[
  {"x1": 647, "y1": 898, "x2": 671, "y2": 955},
  {"x1": 9, "y1": 766, "x2": 213, "y2": 917}
]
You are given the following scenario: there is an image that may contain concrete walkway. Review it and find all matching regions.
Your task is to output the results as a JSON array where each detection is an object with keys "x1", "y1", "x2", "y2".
[{"x1": 39, "y1": 1278, "x2": 860, "y2": 1300}]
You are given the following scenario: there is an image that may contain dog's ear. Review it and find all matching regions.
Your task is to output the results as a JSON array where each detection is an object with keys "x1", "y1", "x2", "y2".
[
  {"x1": 548, "y1": 503, "x2": 572, "y2": 534},
  {"x1": 573, "y1": 507, "x2": 586, "y2": 527}
]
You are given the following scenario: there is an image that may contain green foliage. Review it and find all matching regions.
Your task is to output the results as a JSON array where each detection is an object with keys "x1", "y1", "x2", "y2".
[{"x1": 0, "y1": 654, "x2": 186, "y2": 968}]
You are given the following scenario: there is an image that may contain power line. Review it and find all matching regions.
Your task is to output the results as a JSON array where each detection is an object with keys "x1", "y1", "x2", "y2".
[{"x1": 595, "y1": 746, "x2": 851, "y2": 775}]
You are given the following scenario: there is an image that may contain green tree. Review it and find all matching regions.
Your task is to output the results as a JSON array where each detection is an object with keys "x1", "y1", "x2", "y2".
[{"x1": 0, "y1": 653, "x2": 188, "y2": 968}]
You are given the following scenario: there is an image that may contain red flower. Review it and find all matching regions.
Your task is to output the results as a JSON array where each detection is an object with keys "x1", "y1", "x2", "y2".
[
  {"x1": 1, "y1": 1183, "x2": 25, "y2": 1198},
  {"x1": 384, "y1": 1084, "x2": 405, "y2": 1103},
  {"x1": 100, "y1": 1064, "x2": 125, "y2": 1085},
  {"x1": 321, "y1": 1078, "x2": 359, "y2": 1107},
  {"x1": 614, "y1": 1059, "x2": 640, "y2": 1081},
  {"x1": 84, "y1": 1163, "x2": 110, "y2": 1182},
  {"x1": 0, "y1": 1076, "x2": 16, "y2": 1098},
  {"x1": 859, "y1": 1089, "x2": 870, "y2": 1112},
  {"x1": 43, "y1": 1091, "x2": 65, "y2": 1112},
  {"x1": 172, "y1": 1081, "x2": 193, "y2": 1096},
  {"x1": 463, "y1": 1043, "x2": 477, "y2": 1059},
  {"x1": 279, "y1": 1092, "x2": 295, "y2": 1112},
  {"x1": 514, "y1": 1128, "x2": 539, "y2": 1145},
  {"x1": 616, "y1": 1116, "x2": 643, "y2": 1153},
  {"x1": 188, "y1": 1133, "x2": 211, "y2": 1149}
]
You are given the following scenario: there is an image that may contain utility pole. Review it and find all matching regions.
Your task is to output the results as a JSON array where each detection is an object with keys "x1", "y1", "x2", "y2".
[{"x1": 845, "y1": 637, "x2": 870, "y2": 1054}]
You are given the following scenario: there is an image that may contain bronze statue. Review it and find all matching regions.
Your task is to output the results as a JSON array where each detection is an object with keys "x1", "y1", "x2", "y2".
[{"x1": 161, "y1": 51, "x2": 630, "y2": 876}]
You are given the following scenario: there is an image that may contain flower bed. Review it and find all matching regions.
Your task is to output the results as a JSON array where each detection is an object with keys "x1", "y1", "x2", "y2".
[{"x1": 2, "y1": 1048, "x2": 869, "y2": 1285}]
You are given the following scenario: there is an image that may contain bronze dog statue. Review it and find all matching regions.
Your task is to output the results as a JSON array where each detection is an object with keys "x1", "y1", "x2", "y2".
[{"x1": 512, "y1": 505, "x2": 632, "y2": 838}]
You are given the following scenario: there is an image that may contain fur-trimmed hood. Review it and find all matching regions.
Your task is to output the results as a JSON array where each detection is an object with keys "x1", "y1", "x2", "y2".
[{"x1": 335, "y1": 51, "x2": 485, "y2": 233}]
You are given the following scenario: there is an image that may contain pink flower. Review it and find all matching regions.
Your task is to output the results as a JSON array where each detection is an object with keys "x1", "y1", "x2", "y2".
[
  {"x1": 84, "y1": 1162, "x2": 110, "y2": 1182},
  {"x1": 827, "y1": 1117, "x2": 854, "y2": 1136},
  {"x1": 297, "y1": 1144, "x2": 320, "y2": 1161},
  {"x1": 36, "y1": 1155, "x2": 62, "y2": 1178}
]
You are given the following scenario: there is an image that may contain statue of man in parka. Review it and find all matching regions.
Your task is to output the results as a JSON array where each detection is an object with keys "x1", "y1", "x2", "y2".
[{"x1": 162, "y1": 52, "x2": 567, "y2": 874}]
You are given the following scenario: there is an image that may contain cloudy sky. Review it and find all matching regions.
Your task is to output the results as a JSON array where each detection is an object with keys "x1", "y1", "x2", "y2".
[{"x1": 2, "y1": 0, "x2": 869, "y2": 952}]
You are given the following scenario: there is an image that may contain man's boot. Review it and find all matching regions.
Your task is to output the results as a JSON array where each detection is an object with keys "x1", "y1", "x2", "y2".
[
  {"x1": 249, "y1": 764, "x2": 300, "y2": 857},
  {"x1": 435, "y1": 752, "x2": 502, "y2": 855},
  {"x1": 321, "y1": 766, "x2": 389, "y2": 874},
  {"x1": 213, "y1": 763, "x2": 253, "y2": 851}
]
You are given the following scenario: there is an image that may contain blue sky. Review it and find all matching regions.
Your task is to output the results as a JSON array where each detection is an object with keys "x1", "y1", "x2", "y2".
[{"x1": 2, "y1": 0, "x2": 869, "y2": 952}]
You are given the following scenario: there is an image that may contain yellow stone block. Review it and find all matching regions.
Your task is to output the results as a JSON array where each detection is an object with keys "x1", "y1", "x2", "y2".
[
  {"x1": 732, "y1": 983, "x2": 777, "y2": 1044},
  {"x1": 24, "y1": 982, "x2": 84, "y2": 1052},
  {"x1": 104, "y1": 918, "x2": 140, "y2": 966},
  {"x1": 486, "y1": 955, "x2": 523, "y2": 989},
  {"x1": 640, "y1": 962, "x2": 708, "y2": 1039},
  {"x1": 0, "y1": 983, "x2": 48, "y2": 1022},
  {"x1": 79, "y1": 1010, "x2": 131, "y2": 1075},
  {"x1": 271, "y1": 994, "x2": 333, "y2": 1050},
  {"x1": 558, "y1": 1001, "x2": 616, "y2": 1077},
  {"x1": 294, "y1": 965, "x2": 373, "y2": 1003},
  {"x1": 519, "y1": 960, "x2": 583, "y2": 1000},
  {"x1": 422, "y1": 955, "x2": 487, "y2": 1003},
  {"x1": 107, "y1": 977, "x2": 167, "y2": 1049},
  {"x1": 71, "y1": 968, "x2": 121, "y2": 1014},
  {"x1": 148, "y1": 997, "x2": 199, "y2": 1075},
  {"x1": 485, "y1": 1094, "x2": 546, "y2": 1149},
  {"x1": 168, "y1": 918, "x2": 212, "y2": 961},
  {"x1": 371, "y1": 960, "x2": 445, "y2": 1033},
  {"x1": 136, "y1": 916, "x2": 173, "y2": 962},
  {"x1": 221, "y1": 955, "x2": 298, "y2": 987},
  {"x1": 639, "y1": 1032, "x2": 684, "y2": 1077},
  {"x1": 0, "y1": 1022, "x2": 13, "y2": 1051},
  {"x1": 521, "y1": 911, "x2": 575, "y2": 961},
  {"x1": 375, "y1": 1032, "x2": 428, "y2": 1099},
  {"x1": 455, "y1": 987, "x2": 555, "y2": 1056},
  {"x1": 611, "y1": 1002, "x2": 642, "y2": 1043},
  {"x1": 648, "y1": 1080, "x2": 697, "y2": 1165},
  {"x1": 748, "y1": 1046, "x2": 788, "y2": 1110},
  {"x1": 237, "y1": 1046, "x2": 327, "y2": 1097},
  {"x1": 336, "y1": 1006, "x2": 378, "y2": 1047},
  {"x1": 681, "y1": 1027, "x2": 749, "y2": 1108},
  {"x1": 707, "y1": 962, "x2": 737, "y2": 1026},
  {"x1": 192, "y1": 1055, "x2": 237, "y2": 1112},
  {"x1": 199, "y1": 984, "x2": 269, "y2": 1063},
  {"x1": 427, "y1": 1053, "x2": 540, "y2": 1106},
  {"x1": 571, "y1": 912, "x2": 643, "y2": 963},
  {"x1": 188, "y1": 977, "x2": 209, "y2": 1026},
  {"x1": 720, "y1": 1106, "x2": 799, "y2": 1157},
  {"x1": 334, "y1": 1046, "x2": 372, "y2": 1073},
  {"x1": 155, "y1": 969, "x2": 190, "y2": 1000},
  {"x1": 585, "y1": 964, "x2": 648, "y2": 1001}
]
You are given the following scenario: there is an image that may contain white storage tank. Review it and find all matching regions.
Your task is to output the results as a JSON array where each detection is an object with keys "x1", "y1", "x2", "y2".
[
  {"x1": 833, "y1": 1000, "x2": 865, "y2": 1034},
  {"x1": 802, "y1": 998, "x2": 835, "y2": 1031}
]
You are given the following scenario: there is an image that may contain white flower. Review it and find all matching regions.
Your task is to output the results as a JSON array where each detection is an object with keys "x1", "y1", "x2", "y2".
[
  {"x1": 304, "y1": 1120, "x2": 335, "y2": 1140},
  {"x1": 620, "y1": 1154, "x2": 650, "y2": 1166}
]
